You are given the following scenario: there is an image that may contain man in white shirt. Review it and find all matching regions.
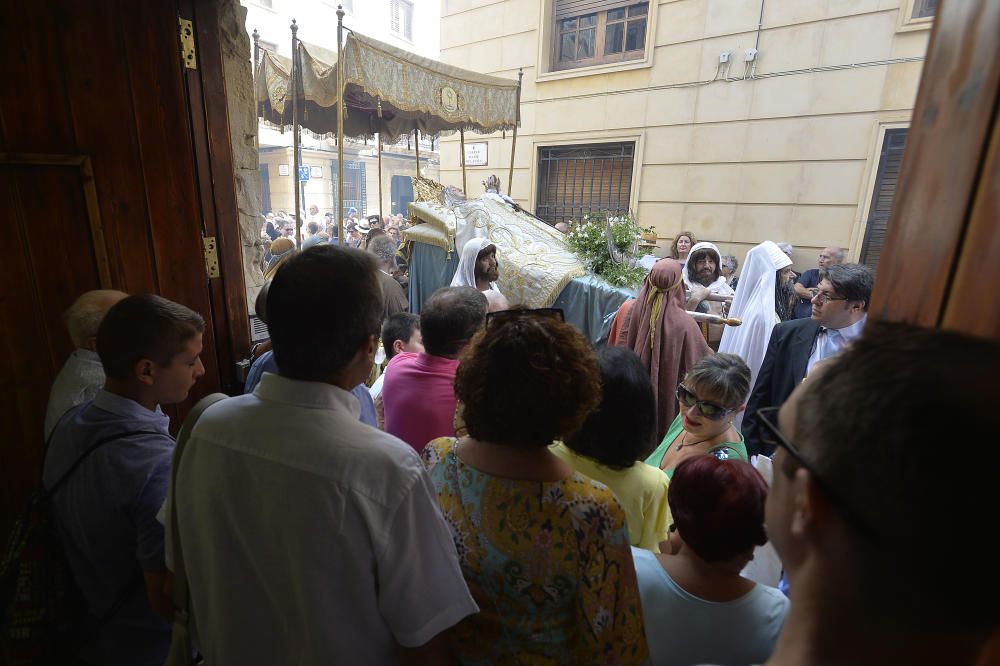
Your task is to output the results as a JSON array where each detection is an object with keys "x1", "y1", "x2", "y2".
[
  {"x1": 170, "y1": 245, "x2": 478, "y2": 664},
  {"x1": 44, "y1": 289, "x2": 128, "y2": 439},
  {"x1": 742, "y1": 263, "x2": 872, "y2": 457}
]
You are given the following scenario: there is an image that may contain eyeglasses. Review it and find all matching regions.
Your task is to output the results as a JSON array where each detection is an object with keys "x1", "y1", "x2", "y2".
[
  {"x1": 675, "y1": 384, "x2": 734, "y2": 421},
  {"x1": 485, "y1": 307, "x2": 564, "y2": 328},
  {"x1": 811, "y1": 291, "x2": 849, "y2": 305},
  {"x1": 755, "y1": 406, "x2": 878, "y2": 542}
]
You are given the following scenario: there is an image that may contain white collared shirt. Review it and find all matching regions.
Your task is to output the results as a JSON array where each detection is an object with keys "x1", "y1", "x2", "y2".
[
  {"x1": 44, "y1": 348, "x2": 106, "y2": 440},
  {"x1": 807, "y1": 314, "x2": 867, "y2": 374},
  {"x1": 168, "y1": 373, "x2": 478, "y2": 664}
]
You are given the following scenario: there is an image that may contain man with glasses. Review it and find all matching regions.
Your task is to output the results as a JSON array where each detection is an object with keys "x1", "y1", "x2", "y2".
[
  {"x1": 756, "y1": 321, "x2": 999, "y2": 666},
  {"x1": 742, "y1": 263, "x2": 872, "y2": 457}
]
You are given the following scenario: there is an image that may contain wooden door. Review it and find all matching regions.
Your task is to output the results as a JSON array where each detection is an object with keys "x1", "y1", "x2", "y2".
[{"x1": 0, "y1": 0, "x2": 246, "y2": 537}]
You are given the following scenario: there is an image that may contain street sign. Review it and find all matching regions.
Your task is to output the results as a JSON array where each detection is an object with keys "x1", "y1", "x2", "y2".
[{"x1": 298, "y1": 166, "x2": 310, "y2": 182}]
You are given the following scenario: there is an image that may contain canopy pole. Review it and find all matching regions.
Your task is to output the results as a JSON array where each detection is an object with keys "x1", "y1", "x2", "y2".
[
  {"x1": 291, "y1": 19, "x2": 302, "y2": 250},
  {"x1": 377, "y1": 134, "x2": 384, "y2": 223},
  {"x1": 336, "y1": 6, "x2": 346, "y2": 246},
  {"x1": 460, "y1": 128, "x2": 467, "y2": 195},
  {"x1": 414, "y1": 128, "x2": 420, "y2": 178},
  {"x1": 508, "y1": 67, "x2": 524, "y2": 199}
]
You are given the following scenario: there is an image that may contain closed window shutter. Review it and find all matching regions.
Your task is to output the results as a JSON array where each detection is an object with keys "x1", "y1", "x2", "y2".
[
  {"x1": 860, "y1": 128, "x2": 908, "y2": 272},
  {"x1": 555, "y1": 0, "x2": 633, "y2": 19}
]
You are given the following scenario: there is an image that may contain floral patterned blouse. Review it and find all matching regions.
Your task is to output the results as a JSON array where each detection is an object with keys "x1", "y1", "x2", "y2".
[{"x1": 422, "y1": 437, "x2": 648, "y2": 665}]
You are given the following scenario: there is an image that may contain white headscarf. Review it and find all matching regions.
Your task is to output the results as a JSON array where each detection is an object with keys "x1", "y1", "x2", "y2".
[
  {"x1": 450, "y1": 237, "x2": 502, "y2": 294},
  {"x1": 684, "y1": 241, "x2": 734, "y2": 296},
  {"x1": 719, "y1": 240, "x2": 792, "y2": 430}
]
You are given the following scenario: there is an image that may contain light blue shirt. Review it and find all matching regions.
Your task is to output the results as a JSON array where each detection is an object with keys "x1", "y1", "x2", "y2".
[
  {"x1": 632, "y1": 547, "x2": 789, "y2": 666},
  {"x1": 807, "y1": 314, "x2": 867, "y2": 374},
  {"x1": 43, "y1": 390, "x2": 175, "y2": 666}
]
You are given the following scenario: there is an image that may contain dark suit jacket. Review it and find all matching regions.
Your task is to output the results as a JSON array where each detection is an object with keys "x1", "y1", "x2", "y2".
[{"x1": 743, "y1": 317, "x2": 821, "y2": 457}]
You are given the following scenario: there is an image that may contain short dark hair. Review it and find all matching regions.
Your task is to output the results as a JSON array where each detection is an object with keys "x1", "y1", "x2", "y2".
[
  {"x1": 267, "y1": 245, "x2": 383, "y2": 381},
  {"x1": 97, "y1": 294, "x2": 205, "y2": 380},
  {"x1": 793, "y1": 321, "x2": 1000, "y2": 629},
  {"x1": 564, "y1": 346, "x2": 656, "y2": 469},
  {"x1": 683, "y1": 353, "x2": 752, "y2": 408},
  {"x1": 420, "y1": 287, "x2": 487, "y2": 358},
  {"x1": 456, "y1": 316, "x2": 601, "y2": 449},
  {"x1": 669, "y1": 456, "x2": 768, "y2": 562},
  {"x1": 381, "y1": 312, "x2": 420, "y2": 360},
  {"x1": 306, "y1": 221, "x2": 320, "y2": 235},
  {"x1": 819, "y1": 263, "x2": 873, "y2": 310}
]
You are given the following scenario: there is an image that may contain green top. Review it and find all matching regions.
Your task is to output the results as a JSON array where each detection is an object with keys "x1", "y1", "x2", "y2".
[{"x1": 643, "y1": 414, "x2": 748, "y2": 479}]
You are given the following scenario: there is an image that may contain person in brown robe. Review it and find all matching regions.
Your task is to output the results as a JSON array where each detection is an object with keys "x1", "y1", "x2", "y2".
[
  {"x1": 618, "y1": 258, "x2": 712, "y2": 440},
  {"x1": 368, "y1": 235, "x2": 409, "y2": 321}
]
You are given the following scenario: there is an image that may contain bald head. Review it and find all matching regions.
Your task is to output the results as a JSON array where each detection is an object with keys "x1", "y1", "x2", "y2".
[
  {"x1": 818, "y1": 246, "x2": 844, "y2": 269},
  {"x1": 65, "y1": 289, "x2": 129, "y2": 349}
]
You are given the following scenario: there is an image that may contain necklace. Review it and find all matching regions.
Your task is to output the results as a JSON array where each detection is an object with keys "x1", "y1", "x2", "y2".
[{"x1": 675, "y1": 430, "x2": 715, "y2": 452}]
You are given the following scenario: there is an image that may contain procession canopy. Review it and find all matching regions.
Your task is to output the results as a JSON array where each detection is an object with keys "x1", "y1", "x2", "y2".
[{"x1": 256, "y1": 31, "x2": 520, "y2": 141}]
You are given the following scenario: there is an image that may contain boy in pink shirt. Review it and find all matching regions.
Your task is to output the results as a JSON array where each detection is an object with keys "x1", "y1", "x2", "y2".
[{"x1": 383, "y1": 287, "x2": 487, "y2": 452}]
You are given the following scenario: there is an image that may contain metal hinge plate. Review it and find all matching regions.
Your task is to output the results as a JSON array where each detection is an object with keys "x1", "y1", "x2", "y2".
[
  {"x1": 203, "y1": 236, "x2": 220, "y2": 278},
  {"x1": 179, "y1": 17, "x2": 197, "y2": 70}
]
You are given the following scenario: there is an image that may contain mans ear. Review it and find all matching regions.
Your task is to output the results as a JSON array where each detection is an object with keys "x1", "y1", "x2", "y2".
[
  {"x1": 83, "y1": 335, "x2": 99, "y2": 352},
  {"x1": 392, "y1": 339, "x2": 405, "y2": 355},
  {"x1": 135, "y1": 359, "x2": 156, "y2": 387},
  {"x1": 789, "y1": 468, "x2": 836, "y2": 539}
]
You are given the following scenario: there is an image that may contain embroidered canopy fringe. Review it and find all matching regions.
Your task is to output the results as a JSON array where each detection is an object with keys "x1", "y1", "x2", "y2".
[{"x1": 256, "y1": 32, "x2": 519, "y2": 142}]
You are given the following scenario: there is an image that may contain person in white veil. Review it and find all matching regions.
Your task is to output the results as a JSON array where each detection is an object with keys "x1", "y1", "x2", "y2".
[
  {"x1": 450, "y1": 237, "x2": 504, "y2": 297},
  {"x1": 718, "y1": 241, "x2": 792, "y2": 431}
]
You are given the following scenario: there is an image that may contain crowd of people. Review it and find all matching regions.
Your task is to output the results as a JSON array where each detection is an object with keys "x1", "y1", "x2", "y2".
[{"x1": 36, "y1": 227, "x2": 1000, "y2": 665}]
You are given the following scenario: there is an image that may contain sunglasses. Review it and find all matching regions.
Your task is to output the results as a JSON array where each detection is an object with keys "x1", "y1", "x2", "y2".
[
  {"x1": 755, "y1": 406, "x2": 879, "y2": 543},
  {"x1": 485, "y1": 307, "x2": 564, "y2": 328},
  {"x1": 675, "y1": 384, "x2": 734, "y2": 421}
]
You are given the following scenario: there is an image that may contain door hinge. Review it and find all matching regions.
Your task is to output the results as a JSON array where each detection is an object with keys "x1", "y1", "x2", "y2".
[
  {"x1": 179, "y1": 16, "x2": 197, "y2": 70},
  {"x1": 203, "y1": 236, "x2": 220, "y2": 278}
]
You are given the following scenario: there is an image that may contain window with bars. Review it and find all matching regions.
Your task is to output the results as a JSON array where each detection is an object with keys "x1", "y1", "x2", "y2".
[
  {"x1": 390, "y1": 0, "x2": 414, "y2": 41},
  {"x1": 553, "y1": 1, "x2": 648, "y2": 71},
  {"x1": 860, "y1": 128, "x2": 908, "y2": 273},
  {"x1": 536, "y1": 142, "x2": 635, "y2": 226},
  {"x1": 911, "y1": 0, "x2": 936, "y2": 19},
  {"x1": 331, "y1": 160, "x2": 368, "y2": 216}
]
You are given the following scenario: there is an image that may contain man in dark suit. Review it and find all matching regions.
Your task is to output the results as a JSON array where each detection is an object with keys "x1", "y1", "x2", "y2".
[{"x1": 743, "y1": 263, "x2": 873, "y2": 456}]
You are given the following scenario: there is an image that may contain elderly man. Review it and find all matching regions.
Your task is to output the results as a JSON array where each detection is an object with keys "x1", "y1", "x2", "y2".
[
  {"x1": 450, "y1": 237, "x2": 503, "y2": 297},
  {"x1": 684, "y1": 241, "x2": 735, "y2": 348},
  {"x1": 760, "y1": 322, "x2": 999, "y2": 666},
  {"x1": 742, "y1": 263, "x2": 873, "y2": 457},
  {"x1": 792, "y1": 246, "x2": 844, "y2": 319},
  {"x1": 44, "y1": 289, "x2": 128, "y2": 439}
]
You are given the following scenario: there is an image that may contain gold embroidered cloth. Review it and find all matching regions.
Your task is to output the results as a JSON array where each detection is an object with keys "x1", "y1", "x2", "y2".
[
  {"x1": 408, "y1": 195, "x2": 587, "y2": 308},
  {"x1": 256, "y1": 33, "x2": 519, "y2": 141}
]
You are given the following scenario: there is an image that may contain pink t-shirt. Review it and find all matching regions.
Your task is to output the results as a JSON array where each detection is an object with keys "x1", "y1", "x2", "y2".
[{"x1": 382, "y1": 352, "x2": 461, "y2": 453}]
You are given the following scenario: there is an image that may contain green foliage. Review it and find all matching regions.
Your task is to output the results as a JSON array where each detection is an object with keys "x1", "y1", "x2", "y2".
[{"x1": 565, "y1": 212, "x2": 653, "y2": 289}]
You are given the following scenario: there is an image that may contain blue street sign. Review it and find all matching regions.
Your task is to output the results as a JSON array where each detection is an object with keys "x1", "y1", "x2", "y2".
[{"x1": 298, "y1": 166, "x2": 310, "y2": 182}]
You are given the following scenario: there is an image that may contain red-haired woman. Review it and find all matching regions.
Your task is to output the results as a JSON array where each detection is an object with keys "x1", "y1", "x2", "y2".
[{"x1": 632, "y1": 455, "x2": 788, "y2": 666}]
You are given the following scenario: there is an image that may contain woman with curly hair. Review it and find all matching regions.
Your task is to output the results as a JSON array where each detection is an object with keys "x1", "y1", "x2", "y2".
[{"x1": 421, "y1": 310, "x2": 648, "y2": 665}]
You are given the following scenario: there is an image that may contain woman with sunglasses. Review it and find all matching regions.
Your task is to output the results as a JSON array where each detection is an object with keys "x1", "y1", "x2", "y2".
[
  {"x1": 421, "y1": 309, "x2": 649, "y2": 665},
  {"x1": 644, "y1": 354, "x2": 751, "y2": 478}
]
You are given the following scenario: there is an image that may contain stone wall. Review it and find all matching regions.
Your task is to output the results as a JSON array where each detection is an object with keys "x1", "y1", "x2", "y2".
[{"x1": 219, "y1": 0, "x2": 265, "y2": 314}]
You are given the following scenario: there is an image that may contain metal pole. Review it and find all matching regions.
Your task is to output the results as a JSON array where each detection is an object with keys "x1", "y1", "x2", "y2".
[
  {"x1": 336, "y1": 5, "x2": 346, "y2": 247},
  {"x1": 377, "y1": 134, "x2": 384, "y2": 223},
  {"x1": 460, "y1": 128, "x2": 467, "y2": 194},
  {"x1": 291, "y1": 19, "x2": 302, "y2": 250},
  {"x1": 414, "y1": 127, "x2": 420, "y2": 178},
  {"x1": 508, "y1": 67, "x2": 523, "y2": 198}
]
